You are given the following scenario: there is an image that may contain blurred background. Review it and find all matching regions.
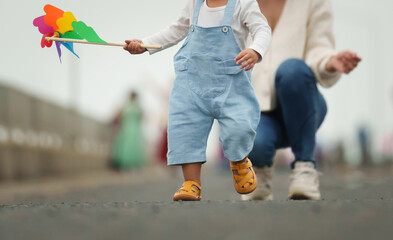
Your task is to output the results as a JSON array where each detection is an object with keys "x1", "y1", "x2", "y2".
[{"x1": 0, "y1": 0, "x2": 392, "y2": 187}]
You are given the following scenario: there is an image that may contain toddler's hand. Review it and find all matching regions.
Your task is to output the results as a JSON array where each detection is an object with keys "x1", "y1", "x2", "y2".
[
  {"x1": 123, "y1": 39, "x2": 147, "y2": 54},
  {"x1": 235, "y1": 48, "x2": 261, "y2": 71},
  {"x1": 325, "y1": 50, "x2": 361, "y2": 74}
]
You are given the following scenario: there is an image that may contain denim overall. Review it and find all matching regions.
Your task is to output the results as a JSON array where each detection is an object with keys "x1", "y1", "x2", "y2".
[{"x1": 167, "y1": 0, "x2": 260, "y2": 165}]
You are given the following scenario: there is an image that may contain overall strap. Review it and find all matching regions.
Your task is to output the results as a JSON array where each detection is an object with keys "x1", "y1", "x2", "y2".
[
  {"x1": 192, "y1": 0, "x2": 205, "y2": 25},
  {"x1": 221, "y1": 0, "x2": 237, "y2": 26}
]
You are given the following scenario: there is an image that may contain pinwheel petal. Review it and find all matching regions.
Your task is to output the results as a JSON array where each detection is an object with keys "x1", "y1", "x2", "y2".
[
  {"x1": 72, "y1": 21, "x2": 107, "y2": 43},
  {"x1": 55, "y1": 41, "x2": 62, "y2": 63},
  {"x1": 62, "y1": 31, "x2": 83, "y2": 40},
  {"x1": 44, "y1": 4, "x2": 64, "y2": 30},
  {"x1": 33, "y1": 15, "x2": 54, "y2": 35},
  {"x1": 60, "y1": 42, "x2": 80, "y2": 58},
  {"x1": 41, "y1": 33, "x2": 53, "y2": 48},
  {"x1": 57, "y1": 12, "x2": 77, "y2": 34}
]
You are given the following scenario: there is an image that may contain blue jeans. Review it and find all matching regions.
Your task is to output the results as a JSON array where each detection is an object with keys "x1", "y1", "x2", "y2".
[{"x1": 249, "y1": 59, "x2": 327, "y2": 168}]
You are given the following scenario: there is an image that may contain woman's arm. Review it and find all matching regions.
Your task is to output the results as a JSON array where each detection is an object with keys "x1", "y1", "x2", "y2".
[
  {"x1": 306, "y1": 0, "x2": 361, "y2": 86},
  {"x1": 304, "y1": 0, "x2": 341, "y2": 87},
  {"x1": 325, "y1": 50, "x2": 361, "y2": 74}
]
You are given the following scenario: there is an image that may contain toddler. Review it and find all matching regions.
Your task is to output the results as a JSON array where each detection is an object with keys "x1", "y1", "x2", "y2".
[{"x1": 124, "y1": 0, "x2": 271, "y2": 201}]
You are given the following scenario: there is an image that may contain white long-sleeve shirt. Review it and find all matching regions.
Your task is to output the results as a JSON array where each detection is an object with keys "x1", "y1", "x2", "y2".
[{"x1": 142, "y1": 0, "x2": 271, "y2": 57}]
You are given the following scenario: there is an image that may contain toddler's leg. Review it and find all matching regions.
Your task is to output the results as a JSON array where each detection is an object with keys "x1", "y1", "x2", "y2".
[
  {"x1": 173, "y1": 163, "x2": 202, "y2": 201},
  {"x1": 182, "y1": 162, "x2": 202, "y2": 185},
  {"x1": 218, "y1": 99, "x2": 260, "y2": 194},
  {"x1": 168, "y1": 79, "x2": 213, "y2": 201},
  {"x1": 216, "y1": 72, "x2": 260, "y2": 194}
]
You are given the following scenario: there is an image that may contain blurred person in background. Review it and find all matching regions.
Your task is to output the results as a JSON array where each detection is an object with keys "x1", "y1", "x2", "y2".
[
  {"x1": 111, "y1": 91, "x2": 146, "y2": 170},
  {"x1": 381, "y1": 87, "x2": 393, "y2": 162},
  {"x1": 357, "y1": 125, "x2": 372, "y2": 167},
  {"x1": 244, "y1": 0, "x2": 361, "y2": 201},
  {"x1": 155, "y1": 81, "x2": 171, "y2": 166}
]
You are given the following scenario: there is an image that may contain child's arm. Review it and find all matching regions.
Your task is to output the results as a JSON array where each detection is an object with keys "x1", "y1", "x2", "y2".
[
  {"x1": 124, "y1": 0, "x2": 194, "y2": 55},
  {"x1": 236, "y1": 0, "x2": 272, "y2": 71},
  {"x1": 235, "y1": 49, "x2": 261, "y2": 71}
]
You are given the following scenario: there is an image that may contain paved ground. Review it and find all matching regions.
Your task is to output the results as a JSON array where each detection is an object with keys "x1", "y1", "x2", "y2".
[{"x1": 0, "y1": 165, "x2": 392, "y2": 240}]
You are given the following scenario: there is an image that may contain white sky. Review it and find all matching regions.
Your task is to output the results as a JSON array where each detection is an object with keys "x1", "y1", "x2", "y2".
[{"x1": 0, "y1": 0, "x2": 392, "y2": 158}]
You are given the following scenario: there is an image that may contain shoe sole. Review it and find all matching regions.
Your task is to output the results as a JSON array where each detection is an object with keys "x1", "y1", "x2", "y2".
[
  {"x1": 254, "y1": 195, "x2": 274, "y2": 201},
  {"x1": 289, "y1": 192, "x2": 321, "y2": 200},
  {"x1": 237, "y1": 187, "x2": 257, "y2": 195},
  {"x1": 242, "y1": 196, "x2": 274, "y2": 201},
  {"x1": 173, "y1": 194, "x2": 201, "y2": 201}
]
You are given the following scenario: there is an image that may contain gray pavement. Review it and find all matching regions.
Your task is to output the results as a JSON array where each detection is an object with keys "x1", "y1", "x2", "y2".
[{"x1": 0, "y1": 165, "x2": 392, "y2": 240}]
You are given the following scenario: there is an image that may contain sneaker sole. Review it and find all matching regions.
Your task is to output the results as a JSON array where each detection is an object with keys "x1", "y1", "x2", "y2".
[
  {"x1": 241, "y1": 193, "x2": 273, "y2": 201},
  {"x1": 289, "y1": 192, "x2": 321, "y2": 200}
]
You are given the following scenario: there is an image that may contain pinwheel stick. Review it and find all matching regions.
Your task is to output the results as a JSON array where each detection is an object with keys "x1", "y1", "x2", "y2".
[{"x1": 45, "y1": 37, "x2": 162, "y2": 49}]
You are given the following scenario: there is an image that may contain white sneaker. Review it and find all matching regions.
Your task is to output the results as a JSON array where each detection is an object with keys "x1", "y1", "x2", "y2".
[
  {"x1": 241, "y1": 166, "x2": 273, "y2": 201},
  {"x1": 288, "y1": 162, "x2": 321, "y2": 200}
]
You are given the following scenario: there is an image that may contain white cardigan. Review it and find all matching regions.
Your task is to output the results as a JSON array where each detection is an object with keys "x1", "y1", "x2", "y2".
[{"x1": 252, "y1": 0, "x2": 342, "y2": 111}]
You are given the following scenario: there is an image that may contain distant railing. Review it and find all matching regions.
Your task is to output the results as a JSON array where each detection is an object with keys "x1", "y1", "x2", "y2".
[{"x1": 0, "y1": 83, "x2": 111, "y2": 181}]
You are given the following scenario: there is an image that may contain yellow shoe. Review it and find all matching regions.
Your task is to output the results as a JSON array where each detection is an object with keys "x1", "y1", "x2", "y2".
[
  {"x1": 230, "y1": 158, "x2": 257, "y2": 194},
  {"x1": 173, "y1": 181, "x2": 202, "y2": 201}
]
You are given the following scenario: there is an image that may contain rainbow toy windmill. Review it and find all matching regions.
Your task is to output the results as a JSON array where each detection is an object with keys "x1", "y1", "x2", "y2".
[{"x1": 33, "y1": 4, "x2": 161, "y2": 62}]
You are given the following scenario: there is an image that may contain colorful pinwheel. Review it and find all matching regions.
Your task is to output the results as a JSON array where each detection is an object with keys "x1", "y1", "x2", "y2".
[{"x1": 33, "y1": 4, "x2": 161, "y2": 62}]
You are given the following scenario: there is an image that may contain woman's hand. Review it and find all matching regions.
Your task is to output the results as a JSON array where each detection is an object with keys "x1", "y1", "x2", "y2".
[
  {"x1": 123, "y1": 39, "x2": 147, "y2": 54},
  {"x1": 325, "y1": 50, "x2": 361, "y2": 74},
  {"x1": 235, "y1": 48, "x2": 261, "y2": 71}
]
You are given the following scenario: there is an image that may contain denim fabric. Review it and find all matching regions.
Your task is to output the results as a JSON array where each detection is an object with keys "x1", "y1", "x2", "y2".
[
  {"x1": 249, "y1": 59, "x2": 327, "y2": 168},
  {"x1": 167, "y1": 0, "x2": 260, "y2": 165}
]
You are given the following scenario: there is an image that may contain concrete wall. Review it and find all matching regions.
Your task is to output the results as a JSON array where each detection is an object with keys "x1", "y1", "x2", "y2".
[{"x1": 0, "y1": 84, "x2": 111, "y2": 181}]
